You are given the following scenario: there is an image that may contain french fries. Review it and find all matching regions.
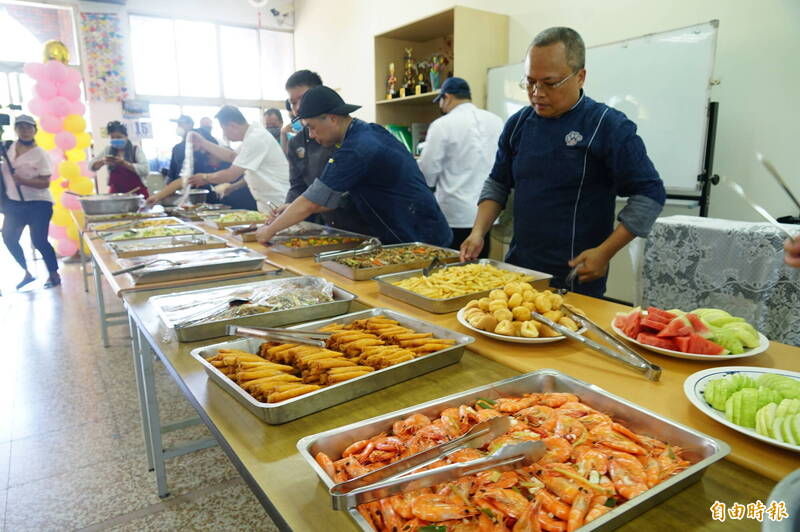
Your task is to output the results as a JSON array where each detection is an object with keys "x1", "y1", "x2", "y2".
[{"x1": 392, "y1": 263, "x2": 533, "y2": 299}]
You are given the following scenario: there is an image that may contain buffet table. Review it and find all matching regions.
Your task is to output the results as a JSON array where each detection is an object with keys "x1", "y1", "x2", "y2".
[{"x1": 83, "y1": 219, "x2": 800, "y2": 531}]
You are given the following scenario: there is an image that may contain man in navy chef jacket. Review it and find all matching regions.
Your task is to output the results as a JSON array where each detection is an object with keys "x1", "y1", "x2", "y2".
[
  {"x1": 461, "y1": 27, "x2": 666, "y2": 297},
  {"x1": 255, "y1": 85, "x2": 452, "y2": 247}
]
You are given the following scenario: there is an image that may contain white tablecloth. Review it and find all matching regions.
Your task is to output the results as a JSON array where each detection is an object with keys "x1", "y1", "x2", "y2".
[{"x1": 640, "y1": 215, "x2": 800, "y2": 346}]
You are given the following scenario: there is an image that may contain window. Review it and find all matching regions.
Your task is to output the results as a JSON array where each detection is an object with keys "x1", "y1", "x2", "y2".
[
  {"x1": 129, "y1": 15, "x2": 293, "y2": 102},
  {"x1": 0, "y1": 3, "x2": 79, "y2": 65}
]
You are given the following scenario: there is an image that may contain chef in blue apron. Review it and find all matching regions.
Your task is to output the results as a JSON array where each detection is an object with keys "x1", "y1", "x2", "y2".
[
  {"x1": 256, "y1": 86, "x2": 452, "y2": 247},
  {"x1": 461, "y1": 27, "x2": 666, "y2": 298}
]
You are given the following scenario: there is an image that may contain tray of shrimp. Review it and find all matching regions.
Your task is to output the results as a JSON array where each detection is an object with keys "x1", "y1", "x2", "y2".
[
  {"x1": 190, "y1": 308, "x2": 474, "y2": 424},
  {"x1": 297, "y1": 369, "x2": 730, "y2": 531}
]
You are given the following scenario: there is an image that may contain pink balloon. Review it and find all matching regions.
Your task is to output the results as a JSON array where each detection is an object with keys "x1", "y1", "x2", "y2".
[
  {"x1": 35, "y1": 81, "x2": 57, "y2": 100},
  {"x1": 28, "y1": 97, "x2": 48, "y2": 116},
  {"x1": 60, "y1": 181, "x2": 69, "y2": 188},
  {"x1": 57, "y1": 83, "x2": 81, "y2": 102},
  {"x1": 49, "y1": 223, "x2": 67, "y2": 239},
  {"x1": 65, "y1": 67, "x2": 82, "y2": 85},
  {"x1": 45, "y1": 60, "x2": 68, "y2": 83},
  {"x1": 24, "y1": 62, "x2": 46, "y2": 81},
  {"x1": 48, "y1": 96, "x2": 71, "y2": 117},
  {"x1": 68, "y1": 101, "x2": 86, "y2": 116},
  {"x1": 78, "y1": 161, "x2": 90, "y2": 175},
  {"x1": 40, "y1": 114, "x2": 63, "y2": 134},
  {"x1": 61, "y1": 192, "x2": 81, "y2": 210},
  {"x1": 55, "y1": 131, "x2": 76, "y2": 151},
  {"x1": 56, "y1": 238, "x2": 78, "y2": 257}
]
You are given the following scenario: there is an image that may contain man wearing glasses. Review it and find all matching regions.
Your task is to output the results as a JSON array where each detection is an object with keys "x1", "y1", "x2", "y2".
[{"x1": 460, "y1": 27, "x2": 665, "y2": 297}]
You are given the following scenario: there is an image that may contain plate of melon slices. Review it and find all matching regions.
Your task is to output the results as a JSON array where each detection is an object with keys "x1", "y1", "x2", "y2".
[
  {"x1": 610, "y1": 306, "x2": 769, "y2": 361},
  {"x1": 685, "y1": 366, "x2": 800, "y2": 451}
]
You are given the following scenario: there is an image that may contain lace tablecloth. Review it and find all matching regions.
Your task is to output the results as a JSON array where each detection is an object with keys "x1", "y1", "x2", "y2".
[{"x1": 640, "y1": 215, "x2": 800, "y2": 346}]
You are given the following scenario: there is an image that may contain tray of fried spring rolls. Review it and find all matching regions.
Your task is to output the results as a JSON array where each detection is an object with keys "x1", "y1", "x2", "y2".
[
  {"x1": 190, "y1": 308, "x2": 474, "y2": 424},
  {"x1": 152, "y1": 275, "x2": 357, "y2": 342},
  {"x1": 297, "y1": 368, "x2": 730, "y2": 532}
]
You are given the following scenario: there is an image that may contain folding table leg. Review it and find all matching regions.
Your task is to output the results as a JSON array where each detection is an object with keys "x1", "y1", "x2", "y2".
[{"x1": 128, "y1": 312, "x2": 154, "y2": 471}]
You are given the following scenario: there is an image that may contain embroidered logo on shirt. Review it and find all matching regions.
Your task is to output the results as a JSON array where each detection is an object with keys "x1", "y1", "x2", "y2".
[
  {"x1": 296, "y1": 147, "x2": 305, "y2": 159},
  {"x1": 328, "y1": 158, "x2": 335, "y2": 163},
  {"x1": 565, "y1": 131, "x2": 583, "y2": 146}
]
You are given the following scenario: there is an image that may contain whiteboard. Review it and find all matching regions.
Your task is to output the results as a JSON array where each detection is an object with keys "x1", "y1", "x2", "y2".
[{"x1": 487, "y1": 21, "x2": 718, "y2": 192}]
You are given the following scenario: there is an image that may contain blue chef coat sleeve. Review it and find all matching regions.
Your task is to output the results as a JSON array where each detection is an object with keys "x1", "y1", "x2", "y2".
[
  {"x1": 478, "y1": 109, "x2": 523, "y2": 206},
  {"x1": 602, "y1": 115, "x2": 666, "y2": 237},
  {"x1": 302, "y1": 145, "x2": 367, "y2": 209}
]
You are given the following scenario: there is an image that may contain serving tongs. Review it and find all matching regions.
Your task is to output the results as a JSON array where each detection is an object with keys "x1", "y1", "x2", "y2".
[
  {"x1": 113, "y1": 258, "x2": 179, "y2": 276},
  {"x1": 226, "y1": 325, "x2": 331, "y2": 347},
  {"x1": 314, "y1": 238, "x2": 381, "y2": 263},
  {"x1": 533, "y1": 304, "x2": 662, "y2": 381},
  {"x1": 232, "y1": 224, "x2": 259, "y2": 235},
  {"x1": 422, "y1": 255, "x2": 446, "y2": 276},
  {"x1": 329, "y1": 416, "x2": 545, "y2": 509}
]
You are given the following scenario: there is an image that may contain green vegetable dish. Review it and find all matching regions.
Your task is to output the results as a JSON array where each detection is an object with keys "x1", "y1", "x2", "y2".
[{"x1": 107, "y1": 226, "x2": 198, "y2": 241}]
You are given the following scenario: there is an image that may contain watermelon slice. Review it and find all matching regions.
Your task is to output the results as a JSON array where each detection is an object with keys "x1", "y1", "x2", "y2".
[
  {"x1": 640, "y1": 318, "x2": 668, "y2": 331},
  {"x1": 657, "y1": 316, "x2": 693, "y2": 337},
  {"x1": 636, "y1": 332, "x2": 677, "y2": 351},
  {"x1": 687, "y1": 333, "x2": 728, "y2": 355},
  {"x1": 613, "y1": 313, "x2": 627, "y2": 329},
  {"x1": 675, "y1": 336, "x2": 691, "y2": 353},
  {"x1": 686, "y1": 313, "x2": 712, "y2": 338},
  {"x1": 646, "y1": 307, "x2": 678, "y2": 323},
  {"x1": 619, "y1": 308, "x2": 642, "y2": 339}
]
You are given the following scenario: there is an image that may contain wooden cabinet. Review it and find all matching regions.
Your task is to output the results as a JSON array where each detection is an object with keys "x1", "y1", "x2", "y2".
[{"x1": 374, "y1": 6, "x2": 508, "y2": 127}]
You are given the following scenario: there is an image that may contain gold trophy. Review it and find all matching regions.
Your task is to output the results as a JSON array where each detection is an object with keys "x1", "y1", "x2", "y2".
[{"x1": 386, "y1": 62, "x2": 399, "y2": 100}]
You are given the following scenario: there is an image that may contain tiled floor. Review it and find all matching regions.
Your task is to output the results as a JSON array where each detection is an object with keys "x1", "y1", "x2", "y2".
[{"x1": 0, "y1": 251, "x2": 279, "y2": 531}]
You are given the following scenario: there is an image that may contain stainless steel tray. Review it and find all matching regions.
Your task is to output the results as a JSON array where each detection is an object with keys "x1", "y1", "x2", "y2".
[
  {"x1": 100, "y1": 224, "x2": 202, "y2": 242},
  {"x1": 320, "y1": 242, "x2": 460, "y2": 281},
  {"x1": 374, "y1": 259, "x2": 553, "y2": 313},
  {"x1": 78, "y1": 193, "x2": 143, "y2": 215},
  {"x1": 269, "y1": 227, "x2": 372, "y2": 258},
  {"x1": 152, "y1": 276, "x2": 358, "y2": 342},
  {"x1": 227, "y1": 221, "x2": 342, "y2": 243},
  {"x1": 226, "y1": 225, "x2": 258, "y2": 242},
  {"x1": 85, "y1": 211, "x2": 166, "y2": 223},
  {"x1": 110, "y1": 234, "x2": 230, "y2": 258},
  {"x1": 88, "y1": 216, "x2": 185, "y2": 234},
  {"x1": 190, "y1": 308, "x2": 474, "y2": 424},
  {"x1": 168, "y1": 204, "x2": 232, "y2": 221},
  {"x1": 297, "y1": 369, "x2": 730, "y2": 532},
  {"x1": 120, "y1": 247, "x2": 265, "y2": 284},
  {"x1": 201, "y1": 210, "x2": 268, "y2": 229}
]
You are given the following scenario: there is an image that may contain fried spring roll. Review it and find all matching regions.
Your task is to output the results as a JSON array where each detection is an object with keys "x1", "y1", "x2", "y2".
[
  {"x1": 268, "y1": 384, "x2": 321, "y2": 403},
  {"x1": 326, "y1": 371, "x2": 372, "y2": 384}
]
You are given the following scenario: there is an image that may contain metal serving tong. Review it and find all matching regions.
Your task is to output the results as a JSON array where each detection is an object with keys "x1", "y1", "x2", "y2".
[
  {"x1": 422, "y1": 255, "x2": 447, "y2": 276},
  {"x1": 226, "y1": 325, "x2": 331, "y2": 347},
  {"x1": 329, "y1": 416, "x2": 545, "y2": 509},
  {"x1": 534, "y1": 304, "x2": 661, "y2": 381},
  {"x1": 112, "y1": 258, "x2": 179, "y2": 276},
  {"x1": 314, "y1": 238, "x2": 382, "y2": 263}
]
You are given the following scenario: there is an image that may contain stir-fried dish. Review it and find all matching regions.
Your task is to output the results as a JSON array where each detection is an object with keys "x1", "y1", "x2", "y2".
[{"x1": 336, "y1": 245, "x2": 456, "y2": 269}]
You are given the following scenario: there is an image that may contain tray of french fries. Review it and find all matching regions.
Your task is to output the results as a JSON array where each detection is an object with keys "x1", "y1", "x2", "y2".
[
  {"x1": 109, "y1": 233, "x2": 230, "y2": 258},
  {"x1": 296, "y1": 368, "x2": 729, "y2": 532},
  {"x1": 190, "y1": 308, "x2": 474, "y2": 424},
  {"x1": 374, "y1": 259, "x2": 553, "y2": 313}
]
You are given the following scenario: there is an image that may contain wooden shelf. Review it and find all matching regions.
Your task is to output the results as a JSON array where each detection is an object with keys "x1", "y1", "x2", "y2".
[
  {"x1": 376, "y1": 90, "x2": 439, "y2": 106},
  {"x1": 373, "y1": 6, "x2": 508, "y2": 129}
]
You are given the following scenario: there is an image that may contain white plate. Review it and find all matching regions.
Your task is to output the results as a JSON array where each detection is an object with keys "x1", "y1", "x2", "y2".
[
  {"x1": 609, "y1": 319, "x2": 769, "y2": 360},
  {"x1": 684, "y1": 366, "x2": 800, "y2": 452},
  {"x1": 457, "y1": 308, "x2": 586, "y2": 344}
]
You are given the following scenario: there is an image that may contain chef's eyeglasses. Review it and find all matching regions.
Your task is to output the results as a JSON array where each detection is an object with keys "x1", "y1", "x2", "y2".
[{"x1": 519, "y1": 70, "x2": 578, "y2": 92}]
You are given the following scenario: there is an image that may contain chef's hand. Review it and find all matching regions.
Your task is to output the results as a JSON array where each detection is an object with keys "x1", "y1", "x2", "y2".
[
  {"x1": 460, "y1": 232, "x2": 485, "y2": 262},
  {"x1": 267, "y1": 203, "x2": 288, "y2": 223},
  {"x1": 785, "y1": 237, "x2": 800, "y2": 268},
  {"x1": 144, "y1": 194, "x2": 160, "y2": 206},
  {"x1": 569, "y1": 247, "x2": 611, "y2": 283},
  {"x1": 187, "y1": 173, "x2": 208, "y2": 187},
  {"x1": 255, "y1": 223, "x2": 275, "y2": 245}
]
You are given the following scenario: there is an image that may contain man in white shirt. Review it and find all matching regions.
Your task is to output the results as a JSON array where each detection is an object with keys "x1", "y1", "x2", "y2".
[
  {"x1": 184, "y1": 105, "x2": 289, "y2": 212},
  {"x1": 418, "y1": 77, "x2": 503, "y2": 257}
]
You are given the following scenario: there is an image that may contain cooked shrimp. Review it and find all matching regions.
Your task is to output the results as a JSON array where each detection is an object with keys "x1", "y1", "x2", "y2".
[
  {"x1": 496, "y1": 396, "x2": 539, "y2": 413},
  {"x1": 516, "y1": 405, "x2": 557, "y2": 432},
  {"x1": 314, "y1": 451, "x2": 336, "y2": 480},
  {"x1": 342, "y1": 439, "x2": 369, "y2": 458},
  {"x1": 556, "y1": 401, "x2": 598, "y2": 418},
  {"x1": 567, "y1": 491, "x2": 592, "y2": 531},
  {"x1": 553, "y1": 416, "x2": 588, "y2": 446},
  {"x1": 608, "y1": 452, "x2": 649, "y2": 500},
  {"x1": 512, "y1": 498, "x2": 542, "y2": 532},
  {"x1": 536, "y1": 489, "x2": 570, "y2": 521},
  {"x1": 585, "y1": 503, "x2": 613, "y2": 523},
  {"x1": 475, "y1": 487, "x2": 530, "y2": 520},
  {"x1": 539, "y1": 437, "x2": 571, "y2": 465},
  {"x1": 476, "y1": 408, "x2": 504, "y2": 422},
  {"x1": 411, "y1": 493, "x2": 479, "y2": 521},
  {"x1": 392, "y1": 413, "x2": 431, "y2": 438},
  {"x1": 379, "y1": 497, "x2": 404, "y2": 531},
  {"x1": 533, "y1": 393, "x2": 578, "y2": 408},
  {"x1": 572, "y1": 445, "x2": 609, "y2": 476},
  {"x1": 449, "y1": 448, "x2": 485, "y2": 463}
]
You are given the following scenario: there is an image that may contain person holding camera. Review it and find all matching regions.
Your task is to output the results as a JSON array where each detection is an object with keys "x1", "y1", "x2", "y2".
[
  {"x1": 90, "y1": 121, "x2": 150, "y2": 198},
  {"x1": 1, "y1": 115, "x2": 60, "y2": 289}
]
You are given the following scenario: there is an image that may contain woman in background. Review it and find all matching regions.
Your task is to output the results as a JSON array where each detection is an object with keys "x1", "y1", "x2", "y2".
[
  {"x1": 90, "y1": 121, "x2": 150, "y2": 198},
  {"x1": 1, "y1": 115, "x2": 60, "y2": 289}
]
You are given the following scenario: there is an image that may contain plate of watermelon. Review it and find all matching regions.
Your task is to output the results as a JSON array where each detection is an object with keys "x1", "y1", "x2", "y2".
[
  {"x1": 611, "y1": 306, "x2": 769, "y2": 360},
  {"x1": 684, "y1": 366, "x2": 800, "y2": 452}
]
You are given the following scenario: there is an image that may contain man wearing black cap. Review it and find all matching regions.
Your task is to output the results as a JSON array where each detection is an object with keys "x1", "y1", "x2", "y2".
[
  {"x1": 419, "y1": 77, "x2": 503, "y2": 257},
  {"x1": 255, "y1": 86, "x2": 452, "y2": 247}
]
